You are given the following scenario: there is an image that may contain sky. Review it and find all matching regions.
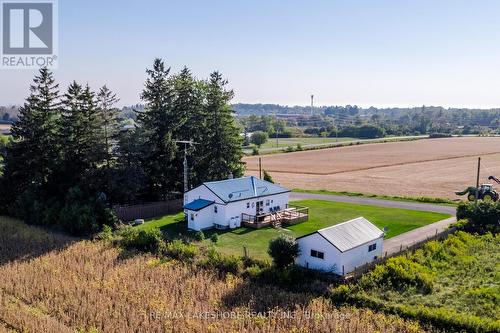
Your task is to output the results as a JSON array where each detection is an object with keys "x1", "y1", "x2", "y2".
[{"x1": 2, "y1": 0, "x2": 500, "y2": 108}]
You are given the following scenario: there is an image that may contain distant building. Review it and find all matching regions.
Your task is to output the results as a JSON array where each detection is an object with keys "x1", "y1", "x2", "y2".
[
  {"x1": 183, "y1": 176, "x2": 291, "y2": 231},
  {"x1": 296, "y1": 217, "x2": 384, "y2": 275}
]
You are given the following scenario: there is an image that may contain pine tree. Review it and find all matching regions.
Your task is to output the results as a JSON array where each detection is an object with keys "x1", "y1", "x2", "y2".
[
  {"x1": 137, "y1": 59, "x2": 178, "y2": 200},
  {"x1": 1, "y1": 68, "x2": 60, "y2": 210},
  {"x1": 97, "y1": 85, "x2": 120, "y2": 198},
  {"x1": 59, "y1": 82, "x2": 105, "y2": 194},
  {"x1": 170, "y1": 67, "x2": 206, "y2": 189},
  {"x1": 202, "y1": 71, "x2": 244, "y2": 181}
]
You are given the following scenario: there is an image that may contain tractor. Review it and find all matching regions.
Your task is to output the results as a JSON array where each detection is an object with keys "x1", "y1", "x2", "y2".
[{"x1": 455, "y1": 176, "x2": 500, "y2": 202}]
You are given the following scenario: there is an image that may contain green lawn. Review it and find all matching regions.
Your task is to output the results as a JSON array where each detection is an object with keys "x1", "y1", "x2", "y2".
[{"x1": 136, "y1": 199, "x2": 450, "y2": 260}]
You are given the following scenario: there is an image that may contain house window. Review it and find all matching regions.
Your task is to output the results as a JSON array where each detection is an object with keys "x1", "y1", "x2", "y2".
[
  {"x1": 266, "y1": 199, "x2": 270, "y2": 206},
  {"x1": 368, "y1": 243, "x2": 377, "y2": 252},
  {"x1": 190, "y1": 213, "x2": 194, "y2": 221},
  {"x1": 271, "y1": 199, "x2": 274, "y2": 203},
  {"x1": 247, "y1": 202, "x2": 250, "y2": 208},
  {"x1": 214, "y1": 206, "x2": 218, "y2": 213},
  {"x1": 310, "y1": 249, "x2": 324, "y2": 259}
]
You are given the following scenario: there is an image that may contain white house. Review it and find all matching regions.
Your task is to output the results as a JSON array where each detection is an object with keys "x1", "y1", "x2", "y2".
[
  {"x1": 183, "y1": 176, "x2": 291, "y2": 231},
  {"x1": 296, "y1": 217, "x2": 384, "y2": 275}
]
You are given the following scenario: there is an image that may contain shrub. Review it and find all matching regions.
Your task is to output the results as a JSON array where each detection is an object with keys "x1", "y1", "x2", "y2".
[
  {"x1": 263, "y1": 170, "x2": 274, "y2": 183},
  {"x1": 120, "y1": 227, "x2": 163, "y2": 252},
  {"x1": 163, "y1": 240, "x2": 199, "y2": 262},
  {"x1": 210, "y1": 233, "x2": 219, "y2": 243},
  {"x1": 268, "y1": 234, "x2": 300, "y2": 268},
  {"x1": 429, "y1": 133, "x2": 452, "y2": 138},
  {"x1": 250, "y1": 131, "x2": 268, "y2": 147},
  {"x1": 96, "y1": 224, "x2": 114, "y2": 241},
  {"x1": 194, "y1": 230, "x2": 205, "y2": 241},
  {"x1": 456, "y1": 201, "x2": 500, "y2": 234},
  {"x1": 252, "y1": 147, "x2": 259, "y2": 155},
  {"x1": 296, "y1": 143, "x2": 303, "y2": 151},
  {"x1": 198, "y1": 248, "x2": 243, "y2": 275},
  {"x1": 360, "y1": 257, "x2": 435, "y2": 294}
]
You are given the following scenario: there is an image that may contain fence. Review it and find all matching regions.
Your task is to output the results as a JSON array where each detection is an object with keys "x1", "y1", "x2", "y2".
[
  {"x1": 344, "y1": 227, "x2": 457, "y2": 281},
  {"x1": 113, "y1": 199, "x2": 183, "y2": 222}
]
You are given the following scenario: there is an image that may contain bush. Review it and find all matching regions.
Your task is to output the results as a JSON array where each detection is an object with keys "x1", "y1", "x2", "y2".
[
  {"x1": 198, "y1": 248, "x2": 243, "y2": 274},
  {"x1": 360, "y1": 256, "x2": 435, "y2": 294},
  {"x1": 120, "y1": 227, "x2": 163, "y2": 252},
  {"x1": 456, "y1": 201, "x2": 500, "y2": 234},
  {"x1": 268, "y1": 234, "x2": 300, "y2": 268},
  {"x1": 210, "y1": 233, "x2": 219, "y2": 243},
  {"x1": 194, "y1": 230, "x2": 205, "y2": 241},
  {"x1": 429, "y1": 133, "x2": 452, "y2": 138},
  {"x1": 263, "y1": 170, "x2": 274, "y2": 183},
  {"x1": 250, "y1": 131, "x2": 268, "y2": 147},
  {"x1": 296, "y1": 143, "x2": 303, "y2": 151},
  {"x1": 252, "y1": 147, "x2": 259, "y2": 155},
  {"x1": 162, "y1": 240, "x2": 199, "y2": 262}
]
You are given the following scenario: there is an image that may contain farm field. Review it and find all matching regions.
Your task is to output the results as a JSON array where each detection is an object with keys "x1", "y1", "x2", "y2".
[
  {"x1": 137, "y1": 200, "x2": 450, "y2": 260},
  {"x1": 0, "y1": 216, "x2": 429, "y2": 333},
  {"x1": 0, "y1": 124, "x2": 11, "y2": 134},
  {"x1": 244, "y1": 137, "x2": 500, "y2": 199}
]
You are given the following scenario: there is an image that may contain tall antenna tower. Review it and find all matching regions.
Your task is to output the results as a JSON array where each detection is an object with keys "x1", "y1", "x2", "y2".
[{"x1": 310, "y1": 94, "x2": 314, "y2": 115}]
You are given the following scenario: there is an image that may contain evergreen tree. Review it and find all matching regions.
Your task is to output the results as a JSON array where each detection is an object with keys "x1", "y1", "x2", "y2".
[
  {"x1": 0, "y1": 68, "x2": 60, "y2": 214},
  {"x1": 59, "y1": 82, "x2": 105, "y2": 194},
  {"x1": 97, "y1": 85, "x2": 120, "y2": 198},
  {"x1": 171, "y1": 67, "x2": 206, "y2": 188},
  {"x1": 137, "y1": 59, "x2": 178, "y2": 200},
  {"x1": 202, "y1": 71, "x2": 244, "y2": 181}
]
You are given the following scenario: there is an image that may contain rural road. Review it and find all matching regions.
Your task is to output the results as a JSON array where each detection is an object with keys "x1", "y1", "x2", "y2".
[{"x1": 290, "y1": 192, "x2": 457, "y2": 255}]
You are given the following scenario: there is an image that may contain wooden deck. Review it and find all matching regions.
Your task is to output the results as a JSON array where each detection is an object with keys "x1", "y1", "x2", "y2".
[{"x1": 242, "y1": 205, "x2": 309, "y2": 229}]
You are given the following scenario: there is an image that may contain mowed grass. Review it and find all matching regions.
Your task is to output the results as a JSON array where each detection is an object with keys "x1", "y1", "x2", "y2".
[{"x1": 137, "y1": 200, "x2": 450, "y2": 260}]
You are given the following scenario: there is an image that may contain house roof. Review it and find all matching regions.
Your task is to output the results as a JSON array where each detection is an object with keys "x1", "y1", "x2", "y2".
[
  {"x1": 202, "y1": 176, "x2": 290, "y2": 203},
  {"x1": 184, "y1": 199, "x2": 214, "y2": 211},
  {"x1": 297, "y1": 217, "x2": 384, "y2": 252}
]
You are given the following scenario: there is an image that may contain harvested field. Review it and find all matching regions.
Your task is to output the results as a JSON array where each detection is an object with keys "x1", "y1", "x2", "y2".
[
  {"x1": 244, "y1": 137, "x2": 500, "y2": 199},
  {"x1": 0, "y1": 124, "x2": 10, "y2": 133},
  {"x1": 0, "y1": 217, "x2": 428, "y2": 333}
]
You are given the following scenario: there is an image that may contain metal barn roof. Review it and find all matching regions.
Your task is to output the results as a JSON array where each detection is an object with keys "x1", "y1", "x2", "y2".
[
  {"x1": 184, "y1": 199, "x2": 214, "y2": 211},
  {"x1": 203, "y1": 176, "x2": 290, "y2": 203},
  {"x1": 298, "y1": 217, "x2": 384, "y2": 252}
]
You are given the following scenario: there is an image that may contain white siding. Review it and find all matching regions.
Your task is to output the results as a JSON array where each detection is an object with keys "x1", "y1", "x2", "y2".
[
  {"x1": 339, "y1": 237, "x2": 383, "y2": 273},
  {"x1": 296, "y1": 233, "x2": 343, "y2": 274},
  {"x1": 296, "y1": 233, "x2": 384, "y2": 275},
  {"x1": 184, "y1": 185, "x2": 222, "y2": 205}
]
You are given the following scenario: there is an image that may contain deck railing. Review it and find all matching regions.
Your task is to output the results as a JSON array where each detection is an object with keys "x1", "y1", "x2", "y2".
[{"x1": 241, "y1": 205, "x2": 309, "y2": 228}]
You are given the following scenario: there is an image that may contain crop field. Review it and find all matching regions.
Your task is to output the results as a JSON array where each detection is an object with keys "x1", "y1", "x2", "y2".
[
  {"x1": 244, "y1": 137, "x2": 500, "y2": 199},
  {"x1": 0, "y1": 124, "x2": 10, "y2": 133},
  {"x1": 0, "y1": 216, "x2": 428, "y2": 333}
]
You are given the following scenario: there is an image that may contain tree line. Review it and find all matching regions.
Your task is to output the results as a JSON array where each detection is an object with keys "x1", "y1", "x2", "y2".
[{"x1": 0, "y1": 59, "x2": 244, "y2": 235}]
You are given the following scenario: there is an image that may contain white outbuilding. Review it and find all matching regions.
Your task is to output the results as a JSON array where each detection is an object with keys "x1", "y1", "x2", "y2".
[
  {"x1": 183, "y1": 176, "x2": 291, "y2": 231},
  {"x1": 296, "y1": 217, "x2": 384, "y2": 275}
]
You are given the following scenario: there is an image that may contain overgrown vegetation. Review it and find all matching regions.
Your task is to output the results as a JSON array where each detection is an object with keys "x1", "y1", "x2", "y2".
[{"x1": 332, "y1": 232, "x2": 500, "y2": 332}]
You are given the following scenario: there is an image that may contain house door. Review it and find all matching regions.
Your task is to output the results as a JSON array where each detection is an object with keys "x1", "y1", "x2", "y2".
[{"x1": 256, "y1": 201, "x2": 261, "y2": 215}]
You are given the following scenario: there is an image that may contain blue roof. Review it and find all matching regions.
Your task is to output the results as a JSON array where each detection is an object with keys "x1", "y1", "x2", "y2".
[
  {"x1": 184, "y1": 199, "x2": 214, "y2": 211},
  {"x1": 203, "y1": 176, "x2": 290, "y2": 203}
]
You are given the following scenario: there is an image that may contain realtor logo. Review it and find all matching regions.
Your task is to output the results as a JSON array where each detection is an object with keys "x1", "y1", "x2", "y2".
[{"x1": 1, "y1": 0, "x2": 58, "y2": 68}]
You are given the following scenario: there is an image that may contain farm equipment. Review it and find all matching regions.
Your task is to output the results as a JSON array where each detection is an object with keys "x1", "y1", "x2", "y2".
[{"x1": 455, "y1": 176, "x2": 500, "y2": 202}]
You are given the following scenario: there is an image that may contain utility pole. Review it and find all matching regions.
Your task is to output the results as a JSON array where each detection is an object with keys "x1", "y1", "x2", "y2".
[
  {"x1": 475, "y1": 157, "x2": 481, "y2": 204},
  {"x1": 174, "y1": 140, "x2": 198, "y2": 194},
  {"x1": 259, "y1": 157, "x2": 262, "y2": 179},
  {"x1": 310, "y1": 94, "x2": 314, "y2": 116}
]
